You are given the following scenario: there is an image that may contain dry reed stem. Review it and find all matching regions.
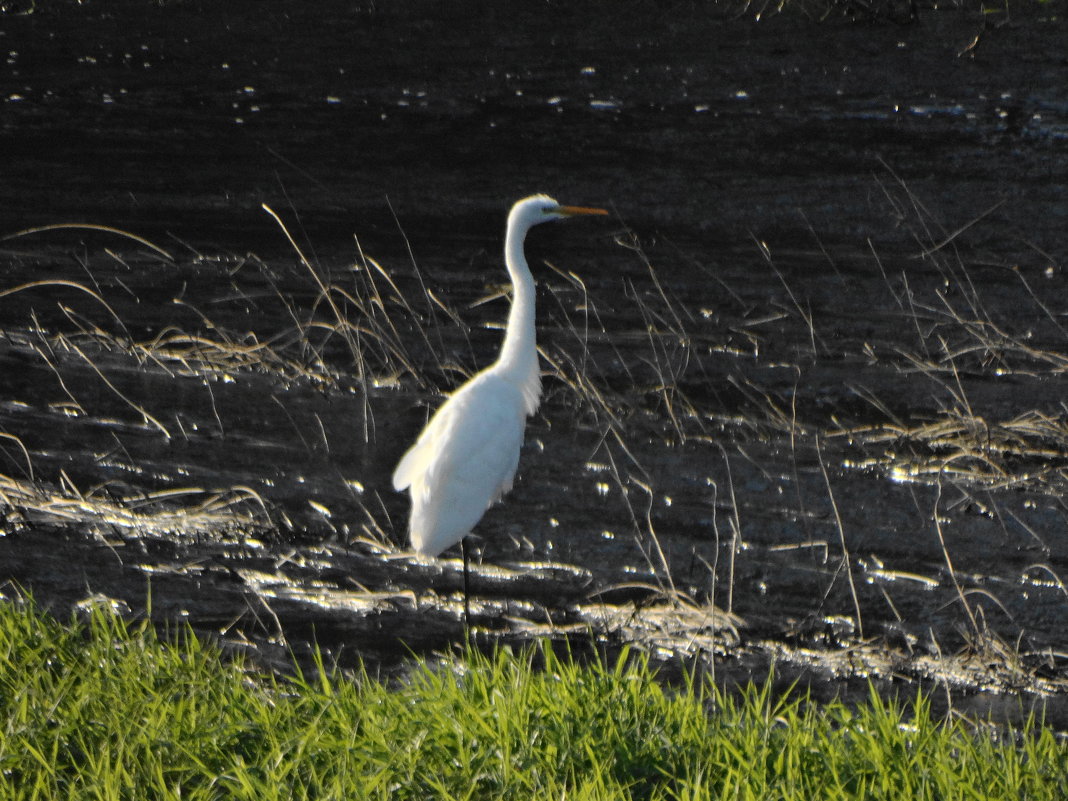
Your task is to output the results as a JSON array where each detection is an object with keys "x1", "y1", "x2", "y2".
[
  {"x1": 815, "y1": 434, "x2": 864, "y2": 641},
  {"x1": 0, "y1": 223, "x2": 174, "y2": 261}
]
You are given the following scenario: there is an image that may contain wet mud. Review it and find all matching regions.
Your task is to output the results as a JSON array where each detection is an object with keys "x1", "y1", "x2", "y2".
[{"x1": 2, "y1": 0, "x2": 1068, "y2": 725}]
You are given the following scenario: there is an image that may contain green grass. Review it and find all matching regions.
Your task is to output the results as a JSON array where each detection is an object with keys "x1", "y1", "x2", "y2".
[{"x1": 0, "y1": 599, "x2": 1065, "y2": 800}]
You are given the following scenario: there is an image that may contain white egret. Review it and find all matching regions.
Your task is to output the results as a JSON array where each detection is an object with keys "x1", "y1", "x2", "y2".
[{"x1": 392, "y1": 195, "x2": 607, "y2": 613}]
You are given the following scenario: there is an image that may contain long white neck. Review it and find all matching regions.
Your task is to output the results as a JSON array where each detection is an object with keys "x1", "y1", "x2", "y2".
[{"x1": 496, "y1": 219, "x2": 542, "y2": 416}]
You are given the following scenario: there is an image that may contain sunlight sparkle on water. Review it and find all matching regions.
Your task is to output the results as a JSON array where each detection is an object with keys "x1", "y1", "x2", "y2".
[{"x1": 308, "y1": 501, "x2": 331, "y2": 518}]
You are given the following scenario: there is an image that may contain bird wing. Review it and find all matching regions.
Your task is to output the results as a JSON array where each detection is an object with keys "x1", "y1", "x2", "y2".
[
  {"x1": 392, "y1": 371, "x2": 522, "y2": 491},
  {"x1": 392, "y1": 372, "x2": 528, "y2": 556},
  {"x1": 392, "y1": 418, "x2": 436, "y2": 492}
]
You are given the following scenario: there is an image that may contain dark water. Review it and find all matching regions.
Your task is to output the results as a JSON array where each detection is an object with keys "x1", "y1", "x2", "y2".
[{"x1": 2, "y1": 0, "x2": 1068, "y2": 722}]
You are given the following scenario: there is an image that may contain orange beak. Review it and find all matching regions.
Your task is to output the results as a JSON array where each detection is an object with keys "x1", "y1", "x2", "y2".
[{"x1": 558, "y1": 205, "x2": 609, "y2": 217}]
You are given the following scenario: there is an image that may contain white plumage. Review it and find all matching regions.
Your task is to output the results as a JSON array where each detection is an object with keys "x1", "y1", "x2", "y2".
[{"x1": 392, "y1": 194, "x2": 607, "y2": 558}]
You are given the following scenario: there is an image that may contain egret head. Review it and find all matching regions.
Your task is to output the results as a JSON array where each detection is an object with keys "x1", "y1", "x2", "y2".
[{"x1": 509, "y1": 194, "x2": 608, "y2": 234}]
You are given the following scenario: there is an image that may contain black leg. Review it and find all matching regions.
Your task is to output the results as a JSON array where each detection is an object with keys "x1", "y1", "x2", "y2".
[{"x1": 461, "y1": 537, "x2": 471, "y2": 632}]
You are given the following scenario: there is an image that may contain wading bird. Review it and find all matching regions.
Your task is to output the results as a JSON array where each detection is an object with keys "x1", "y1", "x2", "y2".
[{"x1": 392, "y1": 195, "x2": 607, "y2": 619}]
